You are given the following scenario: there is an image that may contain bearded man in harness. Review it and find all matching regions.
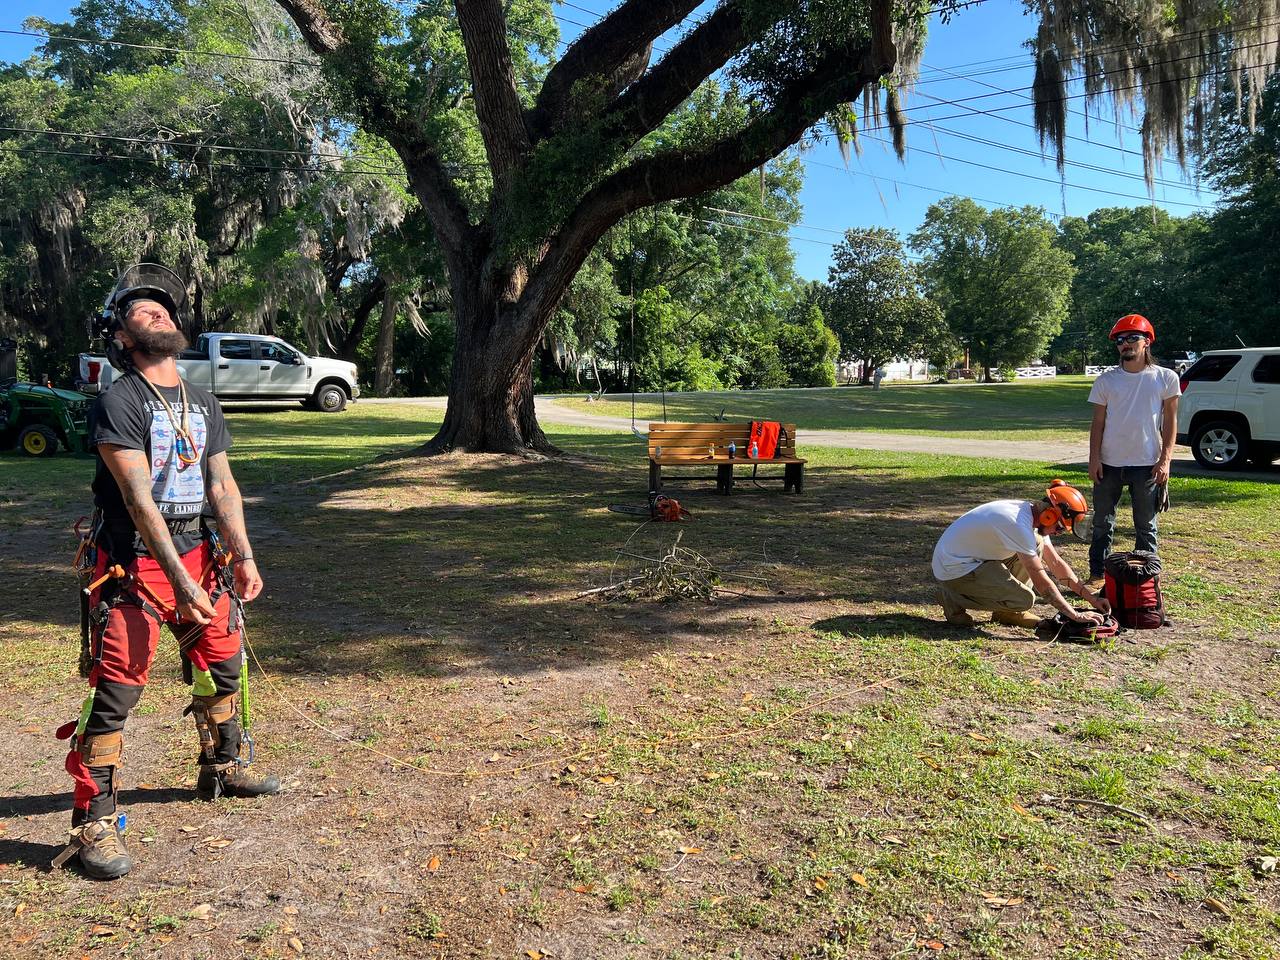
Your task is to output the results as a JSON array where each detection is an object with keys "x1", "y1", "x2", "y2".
[{"x1": 59, "y1": 265, "x2": 278, "y2": 880}]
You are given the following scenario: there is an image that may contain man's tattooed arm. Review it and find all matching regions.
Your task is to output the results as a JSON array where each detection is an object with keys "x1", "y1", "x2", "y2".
[
  {"x1": 206, "y1": 451, "x2": 263, "y2": 602},
  {"x1": 98, "y1": 445, "x2": 216, "y2": 622},
  {"x1": 206, "y1": 452, "x2": 252, "y2": 558}
]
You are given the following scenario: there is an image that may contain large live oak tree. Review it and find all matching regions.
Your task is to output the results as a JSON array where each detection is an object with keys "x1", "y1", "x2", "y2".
[{"x1": 272, "y1": 0, "x2": 1280, "y2": 453}]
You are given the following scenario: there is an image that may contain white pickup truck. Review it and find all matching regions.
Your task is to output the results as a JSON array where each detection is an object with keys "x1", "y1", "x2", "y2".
[{"x1": 79, "y1": 333, "x2": 360, "y2": 412}]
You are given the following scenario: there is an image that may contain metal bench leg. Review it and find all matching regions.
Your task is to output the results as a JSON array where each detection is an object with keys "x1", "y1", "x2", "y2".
[
  {"x1": 717, "y1": 464, "x2": 734, "y2": 495},
  {"x1": 649, "y1": 460, "x2": 662, "y2": 492},
  {"x1": 785, "y1": 462, "x2": 803, "y2": 494}
]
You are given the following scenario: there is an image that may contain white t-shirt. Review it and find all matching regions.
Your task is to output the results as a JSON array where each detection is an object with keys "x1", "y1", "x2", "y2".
[
  {"x1": 1088, "y1": 364, "x2": 1181, "y2": 467},
  {"x1": 932, "y1": 500, "x2": 1044, "y2": 581}
]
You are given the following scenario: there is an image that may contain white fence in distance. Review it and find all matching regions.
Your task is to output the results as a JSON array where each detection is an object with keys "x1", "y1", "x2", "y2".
[{"x1": 1014, "y1": 366, "x2": 1057, "y2": 379}]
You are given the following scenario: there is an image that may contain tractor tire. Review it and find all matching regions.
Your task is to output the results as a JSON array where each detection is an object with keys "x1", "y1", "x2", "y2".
[
  {"x1": 19, "y1": 425, "x2": 59, "y2": 457},
  {"x1": 1190, "y1": 420, "x2": 1250, "y2": 470},
  {"x1": 312, "y1": 383, "x2": 348, "y2": 413}
]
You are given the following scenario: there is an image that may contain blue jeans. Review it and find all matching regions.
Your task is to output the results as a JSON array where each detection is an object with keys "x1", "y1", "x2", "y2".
[{"x1": 1089, "y1": 464, "x2": 1159, "y2": 576}]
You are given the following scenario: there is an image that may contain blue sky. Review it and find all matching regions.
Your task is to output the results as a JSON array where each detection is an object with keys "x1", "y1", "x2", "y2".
[{"x1": 2, "y1": 0, "x2": 1219, "y2": 281}]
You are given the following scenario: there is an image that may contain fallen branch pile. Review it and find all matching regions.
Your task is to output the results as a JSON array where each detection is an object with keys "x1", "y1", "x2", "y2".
[{"x1": 577, "y1": 531, "x2": 771, "y2": 602}]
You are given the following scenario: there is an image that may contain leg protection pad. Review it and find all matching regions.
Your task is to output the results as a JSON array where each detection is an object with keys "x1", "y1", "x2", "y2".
[
  {"x1": 188, "y1": 693, "x2": 237, "y2": 761},
  {"x1": 79, "y1": 730, "x2": 123, "y2": 768}
]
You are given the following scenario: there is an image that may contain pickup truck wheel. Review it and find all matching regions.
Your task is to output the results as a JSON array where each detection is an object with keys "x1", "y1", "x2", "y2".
[
  {"x1": 19, "y1": 425, "x2": 59, "y2": 457},
  {"x1": 313, "y1": 383, "x2": 348, "y2": 413},
  {"x1": 1190, "y1": 420, "x2": 1249, "y2": 469}
]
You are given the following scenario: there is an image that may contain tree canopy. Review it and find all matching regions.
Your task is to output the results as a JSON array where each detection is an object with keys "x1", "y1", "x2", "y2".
[{"x1": 911, "y1": 197, "x2": 1075, "y2": 377}]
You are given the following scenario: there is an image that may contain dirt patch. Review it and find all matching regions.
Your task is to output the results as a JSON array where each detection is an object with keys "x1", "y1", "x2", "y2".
[{"x1": 1, "y1": 447, "x2": 1277, "y2": 958}]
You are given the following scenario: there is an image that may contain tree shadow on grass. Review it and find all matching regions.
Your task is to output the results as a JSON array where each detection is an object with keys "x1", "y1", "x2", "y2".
[{"x1": 4, "y1": 423, "x2": 1275, "y2": 686}]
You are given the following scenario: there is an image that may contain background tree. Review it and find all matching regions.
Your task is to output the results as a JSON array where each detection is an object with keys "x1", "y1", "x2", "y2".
[
  {"x1": 0, "y1": 0, "x2": 441, "y2": 383},
  {"x1": 776, "y1": 300, "x2": 839, "y2": 387},
  {"x1": 1193, "y1": 71, "x2": 1280, "y2": 350},
  {"x1": 911, "y1": 198, "x2": 1074, "y2": 380},
  {"x1": 824, "y1": 228, "x2": 947, "y2": 383},
  {"x1": 1050, "y1": 208, "x2": 1207, "y2": 369}
]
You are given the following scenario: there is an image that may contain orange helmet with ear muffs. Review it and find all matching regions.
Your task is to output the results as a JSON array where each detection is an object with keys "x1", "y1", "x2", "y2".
[{"x1": 1037, "y1": 479, "x2": 1090, "y2": 536}]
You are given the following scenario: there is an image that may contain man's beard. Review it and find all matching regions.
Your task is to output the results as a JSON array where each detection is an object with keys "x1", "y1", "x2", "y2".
[{"x1": 132, "y1": 326, "x2": 189, "y2": 358}]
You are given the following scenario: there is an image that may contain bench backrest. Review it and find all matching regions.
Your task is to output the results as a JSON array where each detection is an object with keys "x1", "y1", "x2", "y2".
[{"x1": 647, "y1": 422, "x2": 798, "y2": 459}]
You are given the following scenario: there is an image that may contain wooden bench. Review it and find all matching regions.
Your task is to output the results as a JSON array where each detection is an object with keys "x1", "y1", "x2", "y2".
[{"x1": 647, "y1": 422, "x2": 805, "y2": 495}]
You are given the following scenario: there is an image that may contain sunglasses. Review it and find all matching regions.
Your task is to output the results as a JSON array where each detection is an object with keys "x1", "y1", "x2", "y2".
[{"x1": 1115, "y1": 334, "x2": 1148, "y2": 344}]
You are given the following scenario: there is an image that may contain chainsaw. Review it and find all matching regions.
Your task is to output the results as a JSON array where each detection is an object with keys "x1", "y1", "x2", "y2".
[{"x1": 607, "y1": 492, "x2": 692, "y2": 522}]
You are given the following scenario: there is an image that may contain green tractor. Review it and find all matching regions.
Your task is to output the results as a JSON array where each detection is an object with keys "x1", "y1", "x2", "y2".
[{"x1": 0, "y1": 338, "x2": 93, "y2": 456}]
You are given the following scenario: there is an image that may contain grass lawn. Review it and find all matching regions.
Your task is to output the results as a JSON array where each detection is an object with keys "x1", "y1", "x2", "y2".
[
  {"x1": 556, "y1": 377, "x2": 1097, "y2": 443},
  {"x1": 1, "y1": 402, "x2": 1277, "y2": 959}
]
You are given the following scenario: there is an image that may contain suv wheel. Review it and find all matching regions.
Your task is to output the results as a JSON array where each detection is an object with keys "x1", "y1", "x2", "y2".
[
  {"x1": 1190, "y1": 420, "x2": 1250, "y2": 469},
  {"x1": 313, "y1": 383, "x2": 347, "y2": 413}
]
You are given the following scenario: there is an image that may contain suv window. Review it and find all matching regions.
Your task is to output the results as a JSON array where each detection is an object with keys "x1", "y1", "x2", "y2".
[
  {"x1": 1252, "y1": 354, "x2": 1280, "y2": 384},
  {"x1": 260, "y1": 342, "x2": 298, "y2": 364},
  {"x1": 218, "y1": 339, "x2": 254, "y2": 360},
  {"x1": 1181, "y1": 354, "x2": 1241, "y2": 382}
]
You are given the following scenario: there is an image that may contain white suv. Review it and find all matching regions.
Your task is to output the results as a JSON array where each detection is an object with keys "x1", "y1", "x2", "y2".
[{"x1": 1176, "y1": 348, "x2": 1280, "y2": 469}]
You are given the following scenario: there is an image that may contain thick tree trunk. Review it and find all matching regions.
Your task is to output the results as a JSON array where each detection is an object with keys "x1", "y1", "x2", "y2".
[
  {"x1": 374, "y1": 291, "x2": 398, "y2": 396},
  {"x1": 419, "y1": 264, "x2": 557, "y2": 455}
]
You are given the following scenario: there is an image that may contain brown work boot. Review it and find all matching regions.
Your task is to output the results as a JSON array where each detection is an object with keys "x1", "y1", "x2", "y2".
[
  {"x1": 992, "y1": 609, "x2": 1042, "y2": 629},
  {"x1": 75, "y1": 816, "x2": 133, "y2": 880},
  {"x1": 196, "y1": 761, "x2": 281, "y2": 801},
  {"x1": 944, "y1": 608, "x2": 977, "y2": 627}
]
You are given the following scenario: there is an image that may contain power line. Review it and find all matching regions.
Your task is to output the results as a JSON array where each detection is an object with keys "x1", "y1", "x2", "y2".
[
  {"x1": 855, "y1": 49, "x2": 1277, "y2": 138},
  {"x1": 844, "y1": 132, "x2": 1209, "y2": 208},
  {"x1": 908, "y1": 83, "x2": 1207, "y2": 179},
  {"x1": 887, "y1": 35, "x2": 1280, "y2": 119},
  {"x1": 793, "y1": 153, "x2": 1064, "y2": 220},
  {"x1": 0, "y1": 142, "x2": 407, "y2": 179},
  {"x1": 914, "y1": 12, "x2": 1280, "y2": 83},
  {"x1": 0, "y1": 27, "x2": 321, "y2": 67},
  {"x1": 0, "y1": 123, "x2": 410, "y2": 171},
  {"x1": 919, "y1": 120, "x2": 1210, "y2": 193}
]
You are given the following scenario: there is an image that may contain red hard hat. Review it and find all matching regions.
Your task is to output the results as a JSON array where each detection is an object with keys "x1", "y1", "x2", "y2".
[{"x1": 1109, "y1": 314, "x2": 1155, "y2": 343}]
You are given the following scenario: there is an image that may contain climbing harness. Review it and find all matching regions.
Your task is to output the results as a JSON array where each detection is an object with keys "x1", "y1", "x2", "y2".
[{"x1": 1034, "y1": 611, "x2": 1120, "y2": 645}]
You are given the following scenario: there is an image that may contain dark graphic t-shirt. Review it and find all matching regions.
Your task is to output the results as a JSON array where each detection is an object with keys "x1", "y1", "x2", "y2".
[{"x1": 90, "y1": 372, "x2": 231, "y2": 559}]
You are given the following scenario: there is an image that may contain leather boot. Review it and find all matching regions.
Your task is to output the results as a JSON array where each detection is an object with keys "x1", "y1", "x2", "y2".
[
  {"x1": 73, "y1": 815, "x2": 133, "y2": 880},
  {"x1": 196, "y1": 761, "x2": 281, "y2": 801},
  {"x1": 992, "y1": 609, "x2": 1042, "y2": 629}
]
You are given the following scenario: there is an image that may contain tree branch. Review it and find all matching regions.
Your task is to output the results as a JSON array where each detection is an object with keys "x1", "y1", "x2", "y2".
[
  {"x1": 455, "y1": 0, "x2": 531, "y2": 184},
  {"x1": 530, "y1": 0, "x2": 705, "y2": 140},
  {"x1": 524, "y1": 20, "x2": 896, "y2": 334},
  {"x1": 593, "y1": 1, "x2": 754, "y2": 154},
  {"x1": 272, "y1": 0, "x2": 473, "y2": 250}
]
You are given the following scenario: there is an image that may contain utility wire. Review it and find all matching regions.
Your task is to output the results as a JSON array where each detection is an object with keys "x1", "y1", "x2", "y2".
[
  {"x1": 909, "y1": 84, "x2": 1208, "y2": 179},
  {"x1": 843, "y1": 132, "x2": 1209, "y2": 208},
  {"x1": 914, "y1": 12, "x2": 1280, "y2": 81}
]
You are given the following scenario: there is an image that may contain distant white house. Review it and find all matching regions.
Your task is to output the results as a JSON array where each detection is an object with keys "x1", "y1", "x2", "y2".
[{"x1": 837, "y1": 359, "x2": 930, "y2": 383}]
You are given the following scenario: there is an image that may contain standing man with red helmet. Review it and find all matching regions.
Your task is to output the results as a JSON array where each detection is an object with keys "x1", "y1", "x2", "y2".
[
  {"x1": 1085, "y1": 314, "x2": 1181, "y2": 584},
  {"x1": 932, "y1": 480, "x2": 1110, "y2": 628},
  {"x1": 57, "y1": 265, "x2": 279, "y2": 881}
]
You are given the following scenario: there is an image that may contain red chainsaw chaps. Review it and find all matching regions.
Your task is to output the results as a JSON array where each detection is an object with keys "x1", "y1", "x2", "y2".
[{"x1": 57, "y1": 721, "x2": 100, "y2": 810}]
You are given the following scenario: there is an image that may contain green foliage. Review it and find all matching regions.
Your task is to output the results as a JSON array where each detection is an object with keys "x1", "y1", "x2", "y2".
[
  {"x1": 824, "y1": 227, "x2": 950, "y2": 381},
  {"x1": 1051, "y1": 208, "x2": 1208, "y2": 367},
  {"x1": 911, "y1": 198, "x2": 1074, "y2": 378},
  {"x1": 776, "y1": 303, "x2": 839, "y2": 387}
]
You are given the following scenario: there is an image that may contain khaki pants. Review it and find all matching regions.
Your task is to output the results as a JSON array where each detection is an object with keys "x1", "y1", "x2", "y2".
[{"x1": 937, "y1": 555, "x2": 1037, "y2": 617}]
